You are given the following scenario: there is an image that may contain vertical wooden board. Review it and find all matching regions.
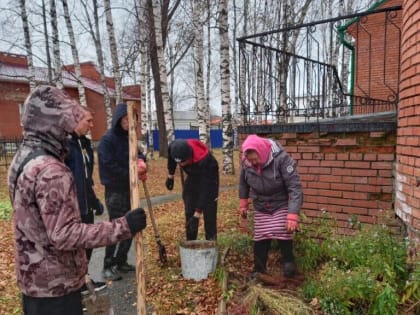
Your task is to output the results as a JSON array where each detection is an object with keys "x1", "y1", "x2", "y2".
[{"x1": 127, "y1": 101, "x2": 146, "y2": 314}]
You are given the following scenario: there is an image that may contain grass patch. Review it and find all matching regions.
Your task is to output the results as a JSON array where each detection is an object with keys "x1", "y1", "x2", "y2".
[
  {"x1": 0, "y1": 199, "x2": 12, "y2": 220},
  {"x1": 297, "y1": 216, "x2": 418, "y2": 315}
]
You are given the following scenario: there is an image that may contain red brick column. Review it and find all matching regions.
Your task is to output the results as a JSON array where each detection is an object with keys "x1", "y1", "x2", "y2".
[{"x1": 395, "y1": 0, "x2": 420, "y2": 244}]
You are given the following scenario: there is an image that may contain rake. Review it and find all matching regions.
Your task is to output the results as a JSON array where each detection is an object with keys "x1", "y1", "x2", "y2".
[{"x1": 141, "y1": 180, "x2": 168, "y2": 265}]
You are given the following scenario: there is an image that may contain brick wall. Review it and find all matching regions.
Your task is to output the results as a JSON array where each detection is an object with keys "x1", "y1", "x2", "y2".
[
  {"x1": 347, "y1": 0, "x2": 402, "y2": 112},
  {"x1": 0, "y1": 81, "x2": 29, "y2": 137},
  {"x1": 238, "y1": 127, "x2": 404, "y2": 235},
  {"x1": 395, "y1": 0, "x2": 420, "y2": 244}
]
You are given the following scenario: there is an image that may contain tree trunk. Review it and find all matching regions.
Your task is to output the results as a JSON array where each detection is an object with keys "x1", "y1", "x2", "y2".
[
  {"x1": 239, "y1": 0, "x2": 248, "y2": 125},
  {"x1": 206, "y1": 0, "x2": 211, "y2": 126},
  {"x1": 104, "y1": 0, "x2": 123, "y2": 104},
  {"x1": 19, "y1": 0, "x2": 36, "y2": 91},
  {"x1": 41, "y1": 0, "x2": 53, "y2": 84},
  {"x1": 193, "y1": 0, "x2": 209, "y2": 145},
  {"x1": 50, "y1": 0, "x2": 63, "y2": 89},
  {"x1": 152, "y1": 0, "x2": 174, "y2": 145},
  {"x1": 232, "y1": 0, "x2": 238, "y2": 139},
  {"x1": 146, "y1": 0, "x2": 167, "y2": 156},
  {"x1": 61, "y1": 0, "x2": 87, "y2": 107},
  {"x1": 92, "y1": 0, "x2": 112, "y2": 128},
  {"x1": 80, "y1": 0, "x2": 113, "y2": 128},
  {"x1": 146, "y1": 60, "x2": 154, "y2": 159},
  {"x1": 219, "y1": 0, "x2": 234, "y2": 175},
  {"x1": 138, "y1": 0, "x2": 149, "y2": 154}
]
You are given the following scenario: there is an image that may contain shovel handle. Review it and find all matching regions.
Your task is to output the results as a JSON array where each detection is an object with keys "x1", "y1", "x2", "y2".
[{"x1": 142, "y1": 181, "x2": 160, "y2": 239}]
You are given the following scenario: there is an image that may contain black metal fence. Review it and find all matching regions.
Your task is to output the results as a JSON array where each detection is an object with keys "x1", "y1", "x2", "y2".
[
  {"x1": 237, "y1": 5, "x2": 402, "y2": 125},
  {"x1": 0, "y1": 137, "x2": 22, "y2": 169}
]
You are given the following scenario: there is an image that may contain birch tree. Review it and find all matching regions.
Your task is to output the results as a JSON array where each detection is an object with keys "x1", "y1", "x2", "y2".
[
  {"x1": 19, "y1": 0, "x2": 36, "y2": 91},
  {"x1": 104, "y1": 0, "x2": 123, "y2": 104},
  {"x1": 152, "y1": 0, "x2": 174, "y2": 144},
  {"x1": 231, "y1": 0, "x2": 238, "y2": 124},
  {"x1": 193, "y1": 0, "x2": 209, "y2": 145},
  {"x1": 61, "y1": 0, "x2": 87, "y2": 106},
  {"x1": 146, "y1": 60, "x2": 154, "y2": 158},
  {"x1": 50, "y1": 0, "x2": 63, "y2": 89},
  {"x1": 79, "y1": 0, "x2": 113, "y2": 128},
  {"x1": 219, "y1": 0, "x2": 234, "y2": 174},
  {"x1": 41, "y1": 0, "x2": 53, "y2": 83},
  {"x1": 138, "y1": 0, "x2": 151, "y2": 155},
  {"x1": 205, "y1": 0, "x2": 212, "y2": 118},
  {"x1": 146, "y1": 0, "x2": 166, "y2": 156},
  {"x1": 146, "y1": 0, "x2": 181, "y2": 156},
  {"x1": 277, "y1": 0, "x2": 313, "y2": 123},
  {"x1": 238, "y1": 0, "x2": 248, "y2": 124}
]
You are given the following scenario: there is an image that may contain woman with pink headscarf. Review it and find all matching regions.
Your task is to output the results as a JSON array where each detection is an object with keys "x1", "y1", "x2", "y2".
[{"x1": 239, "y1": 134, "x2": 303, "y2": 278}]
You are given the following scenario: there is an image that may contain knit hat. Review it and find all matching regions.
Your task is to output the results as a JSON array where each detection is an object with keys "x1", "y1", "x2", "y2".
[{"x1": 170, "y1": 139, "x2": 192, "y2": 163}]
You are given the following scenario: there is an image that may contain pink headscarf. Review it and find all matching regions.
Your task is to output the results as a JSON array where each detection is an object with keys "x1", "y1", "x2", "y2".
[{"x1": 241, "y1": 135, "x2": 272, "y2": 165}]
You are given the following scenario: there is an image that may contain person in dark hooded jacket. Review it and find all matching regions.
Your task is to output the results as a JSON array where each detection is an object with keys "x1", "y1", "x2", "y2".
[
  {"x1": 65, "y1": 109, "x2": 104, "y2": 262},
  {"x1": 98, "y1": 103, "x2": 147, "y2": 281},
  {"x1": 65, "y1": 108, "x2": 106, "y2": 290},
  {"x1": 8, "y1": 86, "x2": 147, "y2": 315},
  {"x1": 165, "y1": 139, "x2": 219, "y2": 240}
]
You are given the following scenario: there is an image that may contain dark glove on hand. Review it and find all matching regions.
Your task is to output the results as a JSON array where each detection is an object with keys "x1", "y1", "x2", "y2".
[
  {"x1": 186, "y1": 216, "x2": 199, "y2": 235},
  {"x1": 125, "y1": 208, "x2": 147, "y2": 234},
  {"x1": 166, "y1": 177, "x2": 174, "y2": 190},
  {"x1": 94, "y1": 198, "x2": 104, "y2": 216}
]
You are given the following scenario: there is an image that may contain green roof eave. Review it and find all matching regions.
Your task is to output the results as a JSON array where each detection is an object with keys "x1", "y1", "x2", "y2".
[{"x1": 337, "y1": 0, "x2": 389, "y2": 32}]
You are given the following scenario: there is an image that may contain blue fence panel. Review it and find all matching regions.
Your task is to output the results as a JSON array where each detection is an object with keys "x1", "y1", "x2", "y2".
[
  {"x1": 150, "y1": 129, "x2": 224, "y2": 151},
  {"x1": 175, "y1": 130, "x2": 199, "y2": 139},
  {"x1": 210, "y1": 129, "x2": 223, "y2": 148}
]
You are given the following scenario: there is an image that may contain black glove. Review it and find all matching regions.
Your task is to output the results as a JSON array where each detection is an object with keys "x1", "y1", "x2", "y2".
[
  {"x1": 166, "y1": 177, "x2": 174, "y2": 190},
  {"x1": 125, "y1": 208, "x2": 147, "y2": 234},
  {"x1": 94, "y1": 198, "x2": 104, "y2": 216},
  {"x1": 186, "y1": 216, "x2": 199, "y2": 236}
]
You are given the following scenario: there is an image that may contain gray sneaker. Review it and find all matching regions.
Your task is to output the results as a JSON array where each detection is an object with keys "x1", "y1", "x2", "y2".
[{"x1": 102, "y1": 266, "x2": 122, "y2": 281}]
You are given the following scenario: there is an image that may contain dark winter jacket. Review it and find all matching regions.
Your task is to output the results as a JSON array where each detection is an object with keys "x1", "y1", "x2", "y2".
[
  {"x1": 98, "y1": 104, "x2": 145, "y2": 192},
  {"x1": 168, "y1": 139, "x2": 219, "y2": 210},
  {"x1": 239, "y1": 139, "x2": 303, "y2": 214},
  {"x1": 7, "y1": 86, "x2": 132, "y2": 298},
  {"x1": 65, "y1": 134, "x2": 98, "y2": 216}
]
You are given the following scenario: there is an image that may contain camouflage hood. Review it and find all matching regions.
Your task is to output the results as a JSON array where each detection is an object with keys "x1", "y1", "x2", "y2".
[{"x1": 21, "y1": 85, "x2": 85, "y2": 159}]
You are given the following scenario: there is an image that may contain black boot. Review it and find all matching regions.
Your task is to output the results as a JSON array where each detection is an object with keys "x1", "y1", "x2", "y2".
[
  {"x1": 279, "y1": 240, "x2": 296, "y2": 277},
  {"x1": 253, "y1": 240, "x2": 271, "y2": 273},
  {"x1": 283, "y1": 261, "x2": 296, "y2": 278}
]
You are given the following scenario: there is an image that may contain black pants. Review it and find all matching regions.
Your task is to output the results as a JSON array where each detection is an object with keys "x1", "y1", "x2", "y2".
[
  {"x1": 81, "y1": 209, "x2": 94, "y2": 262},
  {"x1": 184, "y1": 192, "x2": 217, "y2": 241},
  {"x1": 103, "y1": 189, "x2": 132, "y2": 269},
  {"x1": 22, "y1": 291, "x2": 83, "y2": 315},
  {"x1": 253, "y1": 239, "x2": 294, "y2": 273}
]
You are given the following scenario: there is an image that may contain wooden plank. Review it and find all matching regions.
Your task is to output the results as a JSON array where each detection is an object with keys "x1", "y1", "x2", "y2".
[{"x1": 127, "y1": 101, "x2": 146, "y2": 314}]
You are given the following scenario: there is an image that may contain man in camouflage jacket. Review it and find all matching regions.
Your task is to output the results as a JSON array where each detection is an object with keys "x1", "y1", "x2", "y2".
[{"x1": 8, "y1": 85, "x2": 147, "y2": 315}]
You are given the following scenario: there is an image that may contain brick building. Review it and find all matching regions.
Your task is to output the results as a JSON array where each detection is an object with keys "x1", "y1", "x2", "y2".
[
  {"x1": 237, "y1": 0, "x2": 420, "y2": 245},
  {"x1": 346, "y1": 0, "x2": 403, "y2": 113},
  {"x1": 0, "y1": 52, "x2": 141, "y2": 141},
  {"x1": 395, "y1": 0, "x2": 420, "y2": 244}
]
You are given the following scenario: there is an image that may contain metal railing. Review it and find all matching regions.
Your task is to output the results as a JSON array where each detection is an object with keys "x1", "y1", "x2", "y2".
[
  {"x1": 0, "y1": 137, "x2": 22, "y2": 169},
  {"x1": 237, "y1": 5, "x2": 402, "y2": 125}
]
